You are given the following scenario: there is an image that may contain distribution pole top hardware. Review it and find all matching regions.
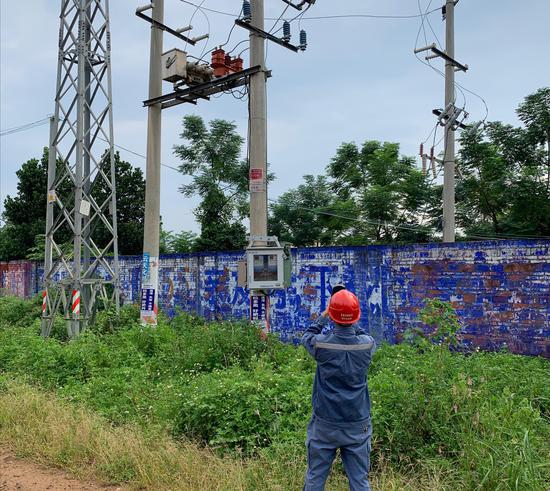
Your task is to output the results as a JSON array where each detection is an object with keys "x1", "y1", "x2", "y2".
[
  {"x1": 143, "y1": 65, "x2": 271, "y2": 109},
  {"x1": 236, "y1": 0, "x2": 308, "y2": 53},
  {"x1": 414, "y1": 43, "x2": 468, "y2": 73},
  {"x1": 136, "y1": 3, "x2": 204, "y2": 45},
  {"x1": 137, "y1": 3, "x2": 277, "y2": 109}
]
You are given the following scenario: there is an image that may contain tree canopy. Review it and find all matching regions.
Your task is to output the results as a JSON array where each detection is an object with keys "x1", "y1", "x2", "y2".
[
  {"x1": 270, "y1": 87, "x2": 549, "y2": 246},
  {"x1": 174, "y1": 115, "x2": 249, "y2": 252},
  {"x1": 270, "y1": 141, "x2": 438, "y2": 246},
  {"x1": 0, "y1": 150, "x2": 146, "y2": 260},
  {"x1": 457, "y1": 87, "x2": 550, "y2": 238}
]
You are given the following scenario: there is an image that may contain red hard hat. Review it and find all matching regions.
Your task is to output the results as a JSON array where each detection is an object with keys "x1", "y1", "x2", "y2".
[{"x1": 328, "y1": 290, "x2": 361, "y2": 325}]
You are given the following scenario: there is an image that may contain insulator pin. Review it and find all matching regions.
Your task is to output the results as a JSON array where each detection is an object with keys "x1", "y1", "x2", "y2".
[
  {"x1": 299, "y1": 29, "x2": 307, "y2": 50},
  {"x1": 282, "y1": 21, "x2": 291, "y2": 42},
  {"x1": 242, "y1": 1, "x2": 252, "y2": 22}
]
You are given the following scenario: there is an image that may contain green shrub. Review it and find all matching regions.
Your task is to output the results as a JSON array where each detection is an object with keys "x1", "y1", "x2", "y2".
[
  {"x1": 174, "y1": 359, "x2": 312, "y2": 453},
  {"x1": 0, "y1": 294, "x2": 41, "y2": 328},
  {"x1": 369, "y1": 344, "x2": 550, "y2": 488},
  {"x1": 0, "y1": 297, "x2": 548, "y2": 489},
  {"x1": 168, "y1": 314, "x2": 270, "y2": 372}
]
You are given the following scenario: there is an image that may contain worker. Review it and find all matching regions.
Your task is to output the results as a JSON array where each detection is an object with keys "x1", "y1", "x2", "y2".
[{"x1": 302, "y1": 289, "x2": 376, "y2": 491}]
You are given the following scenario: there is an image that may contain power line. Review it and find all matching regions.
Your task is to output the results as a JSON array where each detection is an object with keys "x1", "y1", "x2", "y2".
[
  {"x1": 268, "y1": 2, "x2": 291, "y2": 34},
  {"x1": 217, "y1": 3, "x2": 244, "y2": 51},
  {"x1": 177, "y1": 0, "x2": 236, "y2": 17},
  {"x1": 300, "y1": 10, "x2": 440, "y2": 20},
  {"x1": 420, "y1": 0, "x2": 442, "y2": 48},
  {"x1": 227, "y1": 38, "x2": 248, "y2": 55},
  {"x1": 98, "y1": 138, "x2": 181, "y2": 172},
  {"x1": 177, "y1": 0, "x2": 440, "y2": 20},
  {"x1": 102, "y1": 140, "x2": 550, "y2": 242},
  {"x1": 0, "y1": 114, "x2": 52, "y2": 227},
  {"x1": 0, "y1": 116, "x2": 52, "y2": 137}
]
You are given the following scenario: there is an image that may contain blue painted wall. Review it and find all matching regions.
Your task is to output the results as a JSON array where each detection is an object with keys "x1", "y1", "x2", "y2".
[{"x1": 2, "y1": 239, "x2": 549, "y2": 357}]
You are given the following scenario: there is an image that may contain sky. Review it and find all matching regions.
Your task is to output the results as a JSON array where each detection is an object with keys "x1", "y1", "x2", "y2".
[{"x1": 1, "y1": 0, "x2": 549, "y2": 235}]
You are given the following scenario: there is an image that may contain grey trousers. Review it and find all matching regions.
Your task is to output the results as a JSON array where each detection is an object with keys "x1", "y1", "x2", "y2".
[{"x1": 303, "y1": 415, "x2": 372, "y2": 491}]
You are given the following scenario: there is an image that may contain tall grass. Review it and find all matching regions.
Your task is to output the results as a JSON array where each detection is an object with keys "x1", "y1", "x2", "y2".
[
  {"x1": 0, "y1": 296, "x2": 548, "y2": 490},
  {"x1": 0, "y1": 379, "x2": 453, "y2": 490}
]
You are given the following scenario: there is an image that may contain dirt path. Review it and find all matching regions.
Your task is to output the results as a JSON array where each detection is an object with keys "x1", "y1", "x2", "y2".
[{"x1": 0, "y1": 450, "x2": 126, "y2": 491}]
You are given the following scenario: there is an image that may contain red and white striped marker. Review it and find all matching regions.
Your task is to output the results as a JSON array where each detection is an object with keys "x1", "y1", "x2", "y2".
[
  {"x1": 71, "y1": 289, "x2": 81, "y2": 316},
  {"x1": 42, "y1": 290, "x2": 47, "y2": 314}
]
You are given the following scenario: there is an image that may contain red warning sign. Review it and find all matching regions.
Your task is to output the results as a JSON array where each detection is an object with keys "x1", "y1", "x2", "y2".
[{"x1": 250, "y1": 168, "x2": 263, "y2": 180}]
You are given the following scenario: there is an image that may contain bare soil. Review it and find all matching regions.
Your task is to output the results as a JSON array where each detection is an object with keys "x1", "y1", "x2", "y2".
[{"x1": 0, "y1": 449, "x2": 126, "y2": 491}]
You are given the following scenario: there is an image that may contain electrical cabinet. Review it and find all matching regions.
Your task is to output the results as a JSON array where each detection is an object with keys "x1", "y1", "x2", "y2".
[
  {"x1": 161, "y1": 48, "x2": 187, "y2": 83},
  {"x1": 247, "y1": 248, "x2": 285, "y2": 289}
]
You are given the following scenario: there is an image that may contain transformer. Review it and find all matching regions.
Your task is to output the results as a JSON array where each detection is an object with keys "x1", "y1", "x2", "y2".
[{"x1": 161, "y1": 48, "x2": 187, "y2": 83}]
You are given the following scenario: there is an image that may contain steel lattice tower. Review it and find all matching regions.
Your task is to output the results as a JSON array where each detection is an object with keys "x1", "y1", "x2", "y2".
[{"x1": 41, "y1": 0, "x2": 119, "y2": 338}]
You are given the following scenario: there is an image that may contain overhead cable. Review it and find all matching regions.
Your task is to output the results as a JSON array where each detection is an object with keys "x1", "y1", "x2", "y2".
[
  {"x1": 0, "y1": 116, "x2": 52, "y2": 137},
  {"x1": 101, "y1": 140, "x2": 550, "y2": 242},
  {"x1": 177, "y1": 0, "x2": 440, "y2": 20}
]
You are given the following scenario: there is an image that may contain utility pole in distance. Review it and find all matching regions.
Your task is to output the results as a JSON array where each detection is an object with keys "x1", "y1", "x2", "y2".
[
  {"x1": 249, "y1": 0, "x2": 268, "y2": 239},
  {"x1": 442, "y1": 0, "x2": 456, "y2": 243},
  {"x1": 414, "y1": 0, "x2": 468, "y2": 243},
  {"x1": 140, "y1": 0, "x2": 164, "y2": 325}
]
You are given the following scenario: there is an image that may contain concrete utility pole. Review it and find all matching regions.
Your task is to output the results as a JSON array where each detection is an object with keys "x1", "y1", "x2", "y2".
[
  {"x1": 43, "y1": 117, "x2": 56, "y2": 282},
  {"x1": 140, "y1": 0, "x2": 164, "y2": 325},
  {"x1": 249, "y1": 0, "x2": 268, "y2": 239},
  {"x1": 415, "y1": 1, "x2": 467, "y2": 242},
  {"x1": 442, "y1": 0, "x2": 456, "y2": 242}
]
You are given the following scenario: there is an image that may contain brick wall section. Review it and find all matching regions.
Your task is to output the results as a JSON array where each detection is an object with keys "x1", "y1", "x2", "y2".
[
  {"x1": 1, "y1": 240, "x2": 548, "y2": 357},
  {"x1": 385, "y1": 241, "x2": 550, "y2": 357},
  {"x1": 0, "y1": 261, "x2": 36, "y2": 298}
]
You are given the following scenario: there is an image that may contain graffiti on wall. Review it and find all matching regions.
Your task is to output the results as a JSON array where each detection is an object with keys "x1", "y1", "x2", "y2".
[{"x1": 2, "y1": 239, "x2": 549, "y2": 357}]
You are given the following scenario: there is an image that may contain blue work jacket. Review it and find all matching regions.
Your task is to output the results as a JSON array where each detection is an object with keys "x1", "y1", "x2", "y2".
[{"x1": 302, "y1": 317, "x2": 376, "y2": 427}]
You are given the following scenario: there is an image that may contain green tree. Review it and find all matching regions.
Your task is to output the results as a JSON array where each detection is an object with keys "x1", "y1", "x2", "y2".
[
  {"x1": 457, "y1": 88, "x2": 550, "y2": 238},
  {"x1": 269, "y1": 175, "x2": 353, "y2": 246},
  {"x1": 94, "y1": 153, "x2": 146, "y2": 256},
  {"x1": 168, "y1": 230, "x2": 197, "y2": 253},
  {"x1": 327, "y1": 140, "x2": 435, "y2": 244},
  {"x1": 159, "y1": 229, "x2": 197, "y2": 253},
  {"x1": 174, "y1": 115, "x2": 250, "y2": 252},
  {"x1": 1, "y1": 149, "x2": 51, "y2": 260},
  {"x1": 0, "y1": 149, "x2": 145, "y2": 260},
  {"x1": 517, "y1": 87, "x2": 550, "y2": 191}
]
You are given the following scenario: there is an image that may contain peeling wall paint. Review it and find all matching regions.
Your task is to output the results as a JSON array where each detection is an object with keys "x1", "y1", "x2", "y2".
[{"x1": 2, "y1": 239, "x2": 548, "y2": 357}]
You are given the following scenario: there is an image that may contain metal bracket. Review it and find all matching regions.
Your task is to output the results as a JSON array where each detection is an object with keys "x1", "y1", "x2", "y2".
[
  {"x1": 429, "y1": 46, "x2": 468, "y2": 72},
  {"x1": 247, "y1": 235, "x2": 282, "y2": 249},
  {"x1": 281, "y1": 0, "x2": 314, "y2": 10},
  {"x1": 414, "y1": 43, "x2": 468, "y2": 72},
  {"x1": 136, "y1": 9, "x2": 197, "y2": 45},
  {"x1": 143, "y1": 65, "x2": 271, "y2": 109},
  {"x1": 235, "y1": 19, "x2": 301, "y2": 52},
  {"x1": 432, "y1": 108, "x2": 468, "y2": 130}
]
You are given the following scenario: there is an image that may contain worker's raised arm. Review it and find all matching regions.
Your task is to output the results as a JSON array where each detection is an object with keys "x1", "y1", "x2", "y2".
[{"x1": 301, "y1": 314, "x2": 329, "y2": 358}]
